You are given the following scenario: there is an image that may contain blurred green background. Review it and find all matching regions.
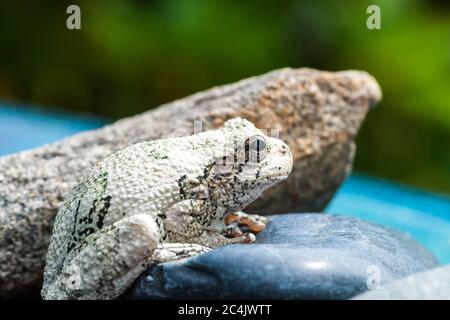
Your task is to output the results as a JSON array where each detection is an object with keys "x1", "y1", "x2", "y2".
[{"x1": 0, "y1": 0, "x2": 449, "y2": 194}]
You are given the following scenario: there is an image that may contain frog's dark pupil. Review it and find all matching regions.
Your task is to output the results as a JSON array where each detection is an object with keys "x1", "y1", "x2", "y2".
[
  {"x1": 258, "y1": 138, "x2": 266, "y2": 152},
  {"x1": 250, "y1": 137, "x2": 266, "y2": 152},
  {"x1": 245, "y1": 136, "x2": 266, "y2": 163},
  {"x1": 244, "y1": 139, "x2": 250, "y2": 163}
]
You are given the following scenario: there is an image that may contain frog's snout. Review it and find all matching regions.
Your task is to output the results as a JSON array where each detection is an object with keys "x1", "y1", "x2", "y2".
[{"x1": 264, "y1": 137, "x2": 293, "y2": 180}]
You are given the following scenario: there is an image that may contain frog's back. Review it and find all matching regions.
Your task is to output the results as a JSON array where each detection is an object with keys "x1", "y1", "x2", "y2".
[{"x1": 42, "y1": 163, "x2": 115, "y2": 294}]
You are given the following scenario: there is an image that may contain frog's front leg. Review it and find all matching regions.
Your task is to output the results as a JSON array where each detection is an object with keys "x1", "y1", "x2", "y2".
[
  {"x1": 165, "y1": 199, "x2": 256, "y2": 249},
  {"x1": 43, "y1": 214, "x2": 160, "y2": 300}
]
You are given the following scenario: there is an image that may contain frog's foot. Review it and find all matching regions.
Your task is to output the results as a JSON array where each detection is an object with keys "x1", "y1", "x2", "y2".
[
  {"x1": 150, "y1": 243, "x2": 211, "y2": 264},
  {"x1": 224, "y1": 211, "x2": 267, "y2": 233},
  {"x1": 229, "y1": 232, "x2": 256, "y2": 244},
  {"x1": 222, "y1": 221, "x2": 243, "y2": 238},
  {"x1": 42, "y1": 214, "x2": 160, "y2": 300},
  {"x1": 220, "y1": 221, "x2": 256, "y2": 244}
]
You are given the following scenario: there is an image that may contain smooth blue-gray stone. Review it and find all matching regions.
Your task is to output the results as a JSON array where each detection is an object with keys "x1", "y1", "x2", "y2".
[
  {"x1": 125, "y1": 214, "x2": 438, "y2": 300},
  {"x1": 353, "y1": 264, "x2": 450, "y2": 300}
]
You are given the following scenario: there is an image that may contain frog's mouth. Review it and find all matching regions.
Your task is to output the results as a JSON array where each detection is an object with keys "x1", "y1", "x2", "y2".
[{"x1": 261, "y1": 174, "x2": 289, "y2": 182}]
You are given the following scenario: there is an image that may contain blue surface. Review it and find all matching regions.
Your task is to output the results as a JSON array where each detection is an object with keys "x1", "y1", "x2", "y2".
[
  {"x1": 0, "y1": 102, "x2": 105, "y2": 155},
  {"x1": 326, "y1": 175, "x2": 450, "y2": 264},
  {"x1": 1, "y1": 100, "x2": 449, "y2": 263}
]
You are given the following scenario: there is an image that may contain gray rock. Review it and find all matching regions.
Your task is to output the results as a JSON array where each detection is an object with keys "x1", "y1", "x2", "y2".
[
  {"x1": 0, "y1": 68, "x2": 381, "y2": 297},
  {"x1": 125, "y1": 214, "x2": 437, "y2": 300},
  {"x1": 353, "y1": 265, "x2": 450, "y2": 300}
]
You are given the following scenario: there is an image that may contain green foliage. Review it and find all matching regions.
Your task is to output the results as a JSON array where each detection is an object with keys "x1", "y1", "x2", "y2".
[{"x1": 0, "y1": 0, "x2": 448, "y2": 193}]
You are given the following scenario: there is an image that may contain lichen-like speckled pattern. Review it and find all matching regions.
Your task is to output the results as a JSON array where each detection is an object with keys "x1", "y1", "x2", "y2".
[{"x1": 41, "y1": 118, "x2": 293, "y2": 300}]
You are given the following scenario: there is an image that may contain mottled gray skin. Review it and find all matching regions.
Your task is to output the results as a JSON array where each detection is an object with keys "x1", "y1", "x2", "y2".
[
  {"x1": 41, "y1": 118, "x2": 293, "y2": 300},
  {"x1": 0, "y1": 68, "x2": 381, "y2": 297}
]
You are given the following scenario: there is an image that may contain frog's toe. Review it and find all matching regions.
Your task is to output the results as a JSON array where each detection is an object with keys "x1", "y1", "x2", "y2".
[
  {"x1": 254, "y1": 215, "x2": 267, "y2": 224},
  {"x1": 240, "y1": 233, "x2": 256, "y2": 243},
  {"x1": 222, "y1": 221, "x2": 243, "y2": 238},
  {"x1": 246, "y1": 220, "x2": 266, "y2": 233},
  {"x1": 224, "y1": 211, "x2": 267, "y2": 233}
]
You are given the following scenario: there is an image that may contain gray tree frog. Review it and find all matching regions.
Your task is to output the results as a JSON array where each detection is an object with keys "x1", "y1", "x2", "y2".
[{"x1": 41, "y1": 118, "x2": 293, "y2": 300}]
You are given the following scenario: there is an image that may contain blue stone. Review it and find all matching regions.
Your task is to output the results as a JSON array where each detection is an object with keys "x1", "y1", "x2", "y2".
[{"x1": 125, "y1": 214, "x2": 438, "y2": 299}]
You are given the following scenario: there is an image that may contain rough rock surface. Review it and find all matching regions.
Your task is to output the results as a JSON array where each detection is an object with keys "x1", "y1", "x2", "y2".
[
  {"x1": 0, "y1": 68, "x2": 381, "y2": 297},
  {"x1": 125, "y1": 214, "x2": 437, "y2": 300},
  {"x1": 353, "y1": 265, "x2": 450, "y2": 300}
]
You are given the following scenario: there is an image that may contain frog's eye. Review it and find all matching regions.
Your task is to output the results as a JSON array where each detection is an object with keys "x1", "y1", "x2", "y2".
[
  {"x1": 245, "y1": 135, "x2": 267, "y2": 163},
  {"x1": 249, "y1": 136, "x2": 266, "y2": 153}
]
